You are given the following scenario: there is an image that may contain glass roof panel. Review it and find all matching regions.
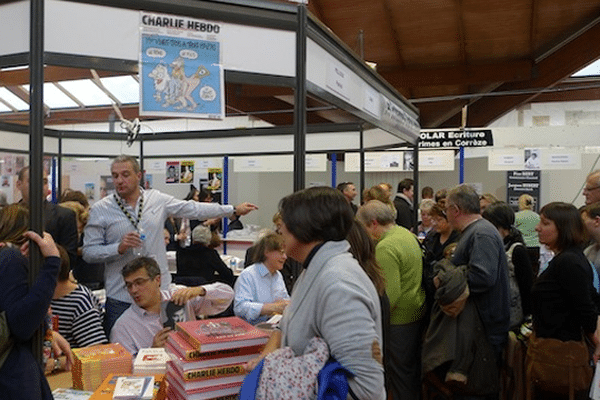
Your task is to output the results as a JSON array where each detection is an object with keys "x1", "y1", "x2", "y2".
[
  {"x1": 59, "y1": 79, "x2": 113, "y2": 106},
  {"x1": 0, "y1": 103, "x2": 11, "y2": 113},
  {"x1": 572, "y1": 60, "x2": 600, "y2": 77},
  {"x1": 22, "y1": 83, "x2": 79, "y2": 109},
  {"x1": 100, "y1": 76, "x2": 139, "y2": 104},
  {"x1": 0, "y1": 87, "x2": 29, "y2": 111}
]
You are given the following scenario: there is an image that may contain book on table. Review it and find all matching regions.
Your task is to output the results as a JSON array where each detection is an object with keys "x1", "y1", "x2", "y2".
[
  {"x1": 71, "y1": 343, "x2": 132, "y2": 391},
  {"x1": 112, "y1": 376, "x2": 154, "y2": 400},
  {"x1": 88, "y1": 374, "x2": 166, "y2": 400},
  {"x1": 166, "y1": 360, "x2": 246, "y2": 390},
  {"x1": 175, "y1": 316, "x2": 269, "y2": 352},
  {"x1": 166, "y1": 369, "x2": 244, "y2": 398},
  {"x1": 51, "y1": 388, "x2": 94, "y2": 400},
  {"x1": 133, "y1": 348, "x2": 171, "y2": 375},
  {"x1": 166, "y1": 332, "x2": 263, "y2": 369}
]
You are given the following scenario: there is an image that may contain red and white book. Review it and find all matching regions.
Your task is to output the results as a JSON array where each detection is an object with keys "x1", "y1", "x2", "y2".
[
  {"x1": 166, "y1": 365, "x2": 245, "y2": 391},
  {"x1": 166, "y1": 342, "x2": 259, "y2": 370},
  {"x1": 169, "y1": 359, "x2": 247, "y2": 382},
  {"x1": 167, "y1": 330, "x2": 264, "y2": 362},
  {"x1": 166, "y1": 379, "x2": 240, "y2": 400},
  {"x1": 175, "y1": 316, "x2": 269, "y2": 352}
]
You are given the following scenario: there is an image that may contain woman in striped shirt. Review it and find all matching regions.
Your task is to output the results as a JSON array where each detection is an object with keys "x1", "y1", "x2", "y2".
[{"x1": 51, "y1": 246, "x2": 108, "y2": 349}]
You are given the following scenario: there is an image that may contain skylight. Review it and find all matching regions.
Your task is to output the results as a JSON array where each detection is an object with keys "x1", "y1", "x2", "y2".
[
  {"x1": 99, "y1": 76, "x2": 139, "y2": 104},
  {"x1": 571, "y1": 59, "x2": 600, "y2": 77},
  {"x1": 22, "y1": 83, "x2": 80, "y2": 109},
  {"x1": 0, "y1": 87, "x2": 29, "y2": 111},
  {"x1": 59, "y1": 79, "x2": 113, "y2": 106}
]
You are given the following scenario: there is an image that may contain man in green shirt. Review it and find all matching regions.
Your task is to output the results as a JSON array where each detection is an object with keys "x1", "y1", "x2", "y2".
[{"x1": 357, "y1": 200, "x2": 425, "y2": 400}]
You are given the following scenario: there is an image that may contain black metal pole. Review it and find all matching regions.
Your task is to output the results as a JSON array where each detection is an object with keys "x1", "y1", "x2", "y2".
[
  {"x1": 58, "y1": 132, "x2": 63, "y2": 198},
  {"x1": 293, "y1": 3, "x2": 307, "y2": 192},
  {"x1": 29, "y1": 0, "x2": 45, "y2": 365},
  {"x1": 139, "y1": 135, "x2": 144, "y2": 186},
  {"x1": 412, "y1": 143, "x2": 419, "y2": 229},
  {"x1": 359, "y1": 125, "x2": 365, "y2": 204}
]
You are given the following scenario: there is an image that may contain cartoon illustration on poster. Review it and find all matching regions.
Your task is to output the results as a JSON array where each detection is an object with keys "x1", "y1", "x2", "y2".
[
  {"x1": 207, "y1": 168, "x2": 222, "y2": 191},
  {"x1": 4, "y1": 155, "x2": 14, "y2": 175},
  {"x1": 144, "y1": 174, "x2": 153, "y2": 189},
  {"x1": 166, "y1": 161, "x2": 180, "y2": 184},
  {"x1": 180, "y1": 161, "x2": 194, "y2": 183},
  {"x1": 85, "y1": 183, "x2": 95, "y2": 200},
  {"x1": 139, "y1": 13, "x2": 224, "y2": 119}
]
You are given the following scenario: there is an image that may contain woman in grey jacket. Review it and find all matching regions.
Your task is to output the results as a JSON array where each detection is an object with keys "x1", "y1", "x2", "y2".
[{"x1": 246, "y1": 187, "x2": 385, "y2": 400}]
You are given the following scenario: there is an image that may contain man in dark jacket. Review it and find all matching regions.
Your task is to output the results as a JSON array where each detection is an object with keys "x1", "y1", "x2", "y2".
[
  {"x1": 394, "y1": 178, "x2": 415, "y2": 230},
  {"x1": 16, "y1": 166, "x2": 78, "y2": 269}
]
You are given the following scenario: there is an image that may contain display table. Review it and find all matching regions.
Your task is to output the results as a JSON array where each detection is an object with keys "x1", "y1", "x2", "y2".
[{"x1": 47, "y1": 370, "x2": 73, "y2": 391}]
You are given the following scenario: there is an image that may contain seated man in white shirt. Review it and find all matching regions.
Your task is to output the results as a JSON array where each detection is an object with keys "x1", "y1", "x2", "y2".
[{"x1": 110, "y1": 257, "x2": 234, "y2": 356}]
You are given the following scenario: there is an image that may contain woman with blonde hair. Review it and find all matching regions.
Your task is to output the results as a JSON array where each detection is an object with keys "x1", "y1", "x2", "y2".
[
  {"x1": 364, "y1": 185, "x2": 397, "y2": 217},
  {"x1": 515, "y1": 194, "x2": 541, "y2": 276}
]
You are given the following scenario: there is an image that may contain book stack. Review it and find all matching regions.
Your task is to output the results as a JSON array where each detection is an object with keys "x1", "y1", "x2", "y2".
[
  {"x1": 165, "y1": 316, "x2": 270, "y2": 399},
  {"x1": 71, "y1": 343, "x2": 133, "y2": 391},
  {"x1": 133, "y1": 348, "x2": 171, "y2": 375}
]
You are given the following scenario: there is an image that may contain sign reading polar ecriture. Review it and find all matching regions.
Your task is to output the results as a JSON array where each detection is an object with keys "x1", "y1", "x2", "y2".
[{"x1": 419, "y1": 129, "x2": 494, "y2": 148}]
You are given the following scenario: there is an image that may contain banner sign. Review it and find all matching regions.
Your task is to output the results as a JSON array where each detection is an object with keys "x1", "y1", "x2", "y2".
[
  {"x1": 506, "y1": 170, "x2": 540, "y2": 212},
  {"x1": 139, "y1": 12, "x2": 224, "y2": 119},
  {"x1": 419, "y1": 129, "x2": 493, "y2": 148}
]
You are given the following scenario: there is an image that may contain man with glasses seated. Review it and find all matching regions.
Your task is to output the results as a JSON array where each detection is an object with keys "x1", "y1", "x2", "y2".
[
  {"x1": 110, "y1": 257, "x2": 234, "y2": 356},
  {"x1": 584, "y1": 170, "x2": 600, "y2": 205}
]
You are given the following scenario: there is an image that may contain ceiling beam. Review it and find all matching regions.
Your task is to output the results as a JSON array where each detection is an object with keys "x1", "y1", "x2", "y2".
[
  {"x1": 381, "y1": 0, "x2": 406, "y2": 70},
  {"x1": 379, "y1": 60, "x2": 533, "y2": 88},
  {"x1": 464, "y1": 18, "x2": 600, "y2": 127},
  {"x1": 0, "y1": 66, "x2": 127, "y2": 86}
]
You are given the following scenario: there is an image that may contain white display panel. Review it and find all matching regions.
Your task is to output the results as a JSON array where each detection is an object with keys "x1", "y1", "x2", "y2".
[
  {"x1": 345, "y1": 150, "x2": 455, "y2": 172},
  {"x1": 232, "y1": 154, "x2": 327, "y2": 172},
  {"x1": 306, "y1": 39, "x2": 419, "y2": 142},
  {"x1": 0, "y1": 1, "x2": 29, "y2": 57},
  {"x1": 43, "y1": 1, "x2": 295, "y2": 77},
  {"x1": 488, "y1": 147, "x2": 581, "y2": 171}
]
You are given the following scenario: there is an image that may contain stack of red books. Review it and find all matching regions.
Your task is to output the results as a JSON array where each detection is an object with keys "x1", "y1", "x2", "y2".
[{"x1": 165, "y1": 316, "x2": 269, "y2": 400}]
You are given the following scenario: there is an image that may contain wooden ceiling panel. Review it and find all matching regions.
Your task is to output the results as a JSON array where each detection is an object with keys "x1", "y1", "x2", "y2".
[
  {"x1": 533, "y1": 1, "x2": 600, "y2": 54},
  {"x1": 4, "y1": 0, "x2": 600, "y2": 130}
]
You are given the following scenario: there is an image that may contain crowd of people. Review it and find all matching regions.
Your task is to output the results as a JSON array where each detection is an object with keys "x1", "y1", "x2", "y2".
[{"x1": 3, "y1": 156, "x2": 600, "y2": 400}]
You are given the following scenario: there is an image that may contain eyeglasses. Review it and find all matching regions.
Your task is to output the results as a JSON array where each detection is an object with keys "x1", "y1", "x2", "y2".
[
  {"x1": 584, "y1": 185, "x2": 600, "y2": 192},
  {"x1": 124, "y1": 276, "x2": 153, "y2": 290}
]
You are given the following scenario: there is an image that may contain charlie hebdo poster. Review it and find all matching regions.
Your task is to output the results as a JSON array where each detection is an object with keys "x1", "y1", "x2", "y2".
[{"x1": 139, "y1": 12, "x2": 224, "y2": 119}]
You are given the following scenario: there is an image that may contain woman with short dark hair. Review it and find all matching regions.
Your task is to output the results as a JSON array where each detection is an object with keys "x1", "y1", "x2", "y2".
[
  {"x1": 528, "y1": 202, "x2": 600, "y2": 396},
  {"x1": 246, "y1": 187, "x2": 385, "y2": 399}
]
